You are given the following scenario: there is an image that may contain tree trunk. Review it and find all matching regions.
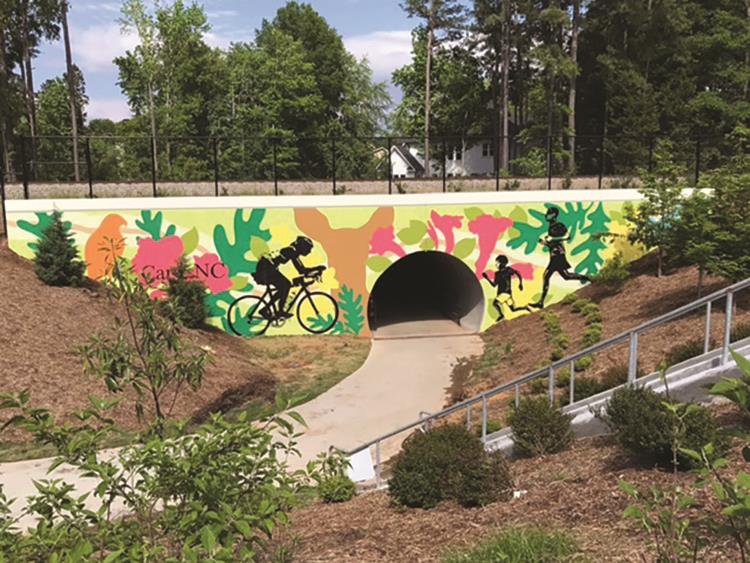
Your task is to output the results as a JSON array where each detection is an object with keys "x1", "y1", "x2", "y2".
[
  {"x1": 657, "y1": 247, "x2": 663, "y2": 278},
  {"x1": 567, "y1": 0, "x2": 579, "y2": 173},
  {"x1": 0, "y1": 24, "x2": 14, "y2": 181},
  {"x1": 745, "y1": 1, "x2": 750, "y2": 99},
  {"x1": 697, "y1": 265, "x2": 705, "y2": 297},
  {"x1": 20, "y1": 4, "x2": 37, "y2": 140},
  {"x1": 61, "y1": 2, "x2": 80, "y2": 182},
  {"x1": 500, "y1": 0, "x2": 511, "y2": 171},
  {"x1": 423, "y1": 25, "x2": 433, "y2": 178},
  {"x1": 148, "y1": 81, "x2": 159, "y2": 175}
]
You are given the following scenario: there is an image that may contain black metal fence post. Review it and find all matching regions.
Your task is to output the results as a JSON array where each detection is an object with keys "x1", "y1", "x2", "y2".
[
  {"x1": 694, "y1": 138, "x2": 701, "y2": 185},
  {"x1": 442, "y1": 138, "x2": 447, "y2": 192},
  {"x1": 85, "y1": 137, "x2": 93, "y2": 198},
  {"x1": 212, "y1": 137, "x2": 220, "y2": 196},
  {"x1": 272, "y1": 138, "x2": 278, "y2": 196},
  {"x1": 20, "y1": 137, "x2": 29, "y2": 199},
  {"x1": 597, "y1": 135, "x2": 604, "y2": 190},
  {"x1": 387, "y1": 136, "x2": 392, "y2": 194},
  {"x1": 331, "y1": 136, "x2": 337, "y2": 195},
  {"x1": 150, "y1": 136, "x2": 157, "y2": 197},
  {"x1": 1, "y1": 147, "x2": 7, "y2": 238},
  {"x1": 547, "y1": 137, "x2": 554, "y2": 190}
]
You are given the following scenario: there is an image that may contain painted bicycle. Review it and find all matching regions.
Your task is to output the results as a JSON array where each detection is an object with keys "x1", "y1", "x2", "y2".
[{"x1": 227, "y1": 266, "x2": 339, "y2": 336}]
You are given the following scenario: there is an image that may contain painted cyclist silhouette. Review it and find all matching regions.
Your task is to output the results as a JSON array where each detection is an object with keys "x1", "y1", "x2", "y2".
[
  {"x1": 482, "y1": 254, "x2": 530, "y2": 321},
  {"x1": 530, "y1": 206, "x2": 589, "y2": 309},
  {"x1": 227, "y1": 236, "x2": 339, "y2": 336}
]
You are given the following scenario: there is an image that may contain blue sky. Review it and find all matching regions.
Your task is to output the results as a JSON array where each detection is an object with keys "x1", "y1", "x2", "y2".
[{"x1": 34, "y1": 0, "x2": 439, "y2": 122}]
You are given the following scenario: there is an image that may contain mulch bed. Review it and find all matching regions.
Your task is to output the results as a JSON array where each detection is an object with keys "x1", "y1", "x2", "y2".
[
  {"x1": 0, "y1": 241, "x2": 277, "y2": 441},
  {"x1": 278, "y1": 404, "x2": 746, "y2": 562}
]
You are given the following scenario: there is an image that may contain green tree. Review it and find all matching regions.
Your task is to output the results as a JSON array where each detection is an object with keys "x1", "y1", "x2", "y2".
[
  {"x1": 400, "y1": 0, "x2": 465, "y2": 177},
  {"x1": 624, "y1": 142, "x2": 686, "y2": 276},
  {"x1": 33, "y1": 210, "x2": 85, "y2": 286}
]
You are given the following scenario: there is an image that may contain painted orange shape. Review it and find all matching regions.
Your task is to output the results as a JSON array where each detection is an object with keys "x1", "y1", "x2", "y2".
[{"x1": 85, "y1": 214, "x2": 127, "y2": 280}]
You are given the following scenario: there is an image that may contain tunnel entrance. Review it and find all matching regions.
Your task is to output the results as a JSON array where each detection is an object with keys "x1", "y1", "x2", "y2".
[{"x1": 368, "y1": 251, "x2": 484, "y2": 334}]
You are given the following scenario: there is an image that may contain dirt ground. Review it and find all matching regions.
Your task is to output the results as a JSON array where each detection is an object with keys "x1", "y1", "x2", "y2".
[
  {"x1": 449, "y1": 254, "x2": 750, "y2": 425},
  {"x1": 0, "y1": 241, "x2": 369, "y2": 446},
  {"x1": 278, "y1": 403, "x2": 745, "y2": 562}
]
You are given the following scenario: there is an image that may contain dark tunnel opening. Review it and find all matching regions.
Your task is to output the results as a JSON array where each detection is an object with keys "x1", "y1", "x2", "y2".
[{"x1": 368, "y1": 251, "x2": 484, "y2": 333}]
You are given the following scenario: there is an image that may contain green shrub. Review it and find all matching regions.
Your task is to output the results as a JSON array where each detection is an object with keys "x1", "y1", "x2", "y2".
[
  {"x1": 603, "y1": 386, "x2": 727, "y2": 469},
  {"x1": 33, "y1": 210, "x2": 86, "y2": 287},
  {"x1": 529, "y1": 377, "x2": 548, "y2": 394},
  {"x1": 561, "y1": 376, "x2": 606, "y2": 406},
  {"x1": 581, "y1": 303, "x2": 602, "y2": 324},
  {"x1": 555, "y1": 367, "x2": 571, "y2": 388},
  {"x1": 550, "y1": 346, "x2": 566, "y2": 360},
  {"x1": 570, "y1": 298, "x2": 591, "y2": 313},
  {"x1": 663, "y1": 338, "x2": 714, "y2": 368},
  {"x1": 600, "y1": 363, "x2": 636, "y2": 388},
  {"x1": 709, "y1": 349, "x2": 750, "y2": 422},
  {"x1": 165, "y1": 258, "x2": 207, "y2": 328},
  {"x1": 731, "y1": 322, "x2": 750, "y2": 343},
  {"x1": 475, "y1": 418, "x2": 504, "y2": 437},
  {"x1": 389, "y1": 424, "x2": 513, "y2": 509},
  {"x1": 441, "y1": 527, "x2": 577, "y2": 563},
  {"x1": 592, "y1": 252, "x2": 630, "y2": 288},
  {"x1": 574, "y1": 354, "x2": 593, "y2": 371},
  {"x1": 542, "y1": 311, "x2": 562, "y2": 335},
  {"x1": 318, "y1": 474, "x2": 356, "y2": 503},
  {"x1": 508, "y1": 397, "x2": 573, "y2": 457},
  {"x1": 561, "y1": 293, "x2": 578, "y2": 305},
  {"x1": 582, "y1": 323, "x2": 603, "y2": 346}
]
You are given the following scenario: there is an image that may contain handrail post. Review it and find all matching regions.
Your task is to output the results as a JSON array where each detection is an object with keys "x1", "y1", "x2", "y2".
[
  {"x1": 465, "y1": 402, "x2": 472, "y2": 430},
  {"x1": 375, "y1": 441, "x2": 382, "y2": 489},
  {"x1": 569, "y1": 359, "x2": 575, "y2": 405},
  {"x1": 628, "y1": 331, "x2": 639, "y2": 383},
  {"x1": 704, "y1": 301, "x2": 712, "y2": 354},
  {"x1": 514, "y1": 383, "x2": 520, "y2": 408},
  {"x1": 548, "y1": 366, "x2": 555, "y2": 405},
  {"x1": 481, "y1": 394, "x2": 488, "y2": 440},
  {"x1": 85, "y1": 137, "x2": 93, "y2": 198},
  {"x1": 722, "y1": 291, "x2": 734, "y2": 365}
]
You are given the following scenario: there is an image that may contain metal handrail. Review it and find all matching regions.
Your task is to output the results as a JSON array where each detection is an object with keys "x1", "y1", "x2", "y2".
[{"x1": 346, "y1": 276, "x2": 750, "y2": 486}]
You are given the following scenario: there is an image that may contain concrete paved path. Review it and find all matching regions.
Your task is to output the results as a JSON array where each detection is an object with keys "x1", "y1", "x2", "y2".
[{"x1": 0, "y1": 320, "x2": 482, "y2": 525}]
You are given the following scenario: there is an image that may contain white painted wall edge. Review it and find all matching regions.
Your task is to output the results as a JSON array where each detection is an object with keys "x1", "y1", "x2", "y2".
[{"x1": 3, "y1": 188, "x2": 671, "y2": 214}]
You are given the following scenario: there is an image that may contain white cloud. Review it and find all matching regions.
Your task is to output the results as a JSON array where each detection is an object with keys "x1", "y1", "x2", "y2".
[
  {"x1": 344, "y1": 30, "x2": 413, "y2": 82},
  {"x1": 87, "y1": 98, "x2": 132, "y2": 122},
  {"x1": 70, "y1": 24, "x2": 138, "y2": 72}
]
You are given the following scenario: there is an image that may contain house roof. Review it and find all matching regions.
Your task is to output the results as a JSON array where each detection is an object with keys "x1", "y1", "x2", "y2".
[{"x1": 392, "y1": 143, "x2": 425, "y2": 174}]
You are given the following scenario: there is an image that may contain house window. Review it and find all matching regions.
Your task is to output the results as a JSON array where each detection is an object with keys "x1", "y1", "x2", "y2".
[{"x1": 482, "y1": 143, "x2": 494, "y2": 157}]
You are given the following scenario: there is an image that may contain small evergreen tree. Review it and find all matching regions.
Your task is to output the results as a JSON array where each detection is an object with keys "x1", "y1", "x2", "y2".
[
  {"x1": 33, "y1": 210, "x2": 86, "y2": 287},
  {"x1": 624, "y1": 142, "x2": 686, "y2": 277},
  {"x1": 167, "y1": 257, "x2": 207, "y2": 329}
]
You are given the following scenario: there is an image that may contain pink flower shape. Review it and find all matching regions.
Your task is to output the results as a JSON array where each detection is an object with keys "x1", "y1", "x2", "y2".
[
  {"x1": 370, "y1": 226, "x2": 406, "y2": 258},
  {"x1": 427, "y1": 223, "x2": 439, "y2": 248},
  {"x1": 132, "y1": 235, "x2": 184, "y2": 289},
  {"x1": 193, "y1": 253, "x2": 232, "y2": 294},
  {"x1": 430, "y1": 211, "x2": 462, "y2": 253},
  {"x1": 469, "y1": 214, "x2": 514, "y2": 278},
  {"x1": 512, "y1": 262, "x2": 535, "y2": 280}
]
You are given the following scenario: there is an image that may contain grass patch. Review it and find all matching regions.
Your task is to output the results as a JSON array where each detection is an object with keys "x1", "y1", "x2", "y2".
[{"x1": 441, "y1": 527, "x2": 578, "y2": 563}]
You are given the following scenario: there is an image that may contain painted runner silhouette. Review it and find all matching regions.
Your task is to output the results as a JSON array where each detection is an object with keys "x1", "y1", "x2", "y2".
[
  {"x1": 253, "y1": 235, "x2": 324, "y2": 319},
  {"x1": 530, "y1": 206, "x2": 589, "y2": 309},
  {"x1": 482, "y1": 255, "x2": 530, "y2": 321}
]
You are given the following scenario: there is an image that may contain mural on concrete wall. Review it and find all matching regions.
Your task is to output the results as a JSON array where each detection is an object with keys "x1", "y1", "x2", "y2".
[{"x1": 7, "y1": 199, "x2": 638, "y2": 336}]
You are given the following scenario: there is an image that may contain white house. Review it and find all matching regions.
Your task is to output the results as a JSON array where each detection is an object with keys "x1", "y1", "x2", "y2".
[{"x1": 387, "y1": 141, "x2": 498, "y2": 179}]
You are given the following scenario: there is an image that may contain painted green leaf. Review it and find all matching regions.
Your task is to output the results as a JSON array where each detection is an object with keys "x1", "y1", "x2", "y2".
[
  {"x1": 213, "y1": 209, "x2": 271, "y2": 277},
  {"x1": 397, "y1": 220, "x2": 427, "y2": 245},
  {"x1": 453, "y1": 238, "x2": 476, "y2": 259},
  {"x1": 420, "y1": 238, "x2": 435, "y2": 251},
  {"x1": 509, "y1": 206, "x2": 527, "y2": 224},
  {"x1": 338, "y1": 284, "x2": 364, "y2": 335},
  {"x1": 135, "y1": 210, "x2": 174, "y2": 240},
  {"x1": 250, "y1": 236, "x2": 270, "y2": 258},
  {"x1": 571, "y1": 202, "x2": 611, "y2": 276},
  {"x1": 181, "y1": 227, "x2": 199, "y2": 254},
  {"x1": 17, "y1": 211, "x2": 65, "y2": 251},
  {"x1": 230, "y1": 275, "x2": 250, "y2": 291},
  {"x1": 367, "y1": 255, "x2": 392, "y2": 272},
  {"x1": 464, "y1": 207, "x2": 484, "y2": 221}
]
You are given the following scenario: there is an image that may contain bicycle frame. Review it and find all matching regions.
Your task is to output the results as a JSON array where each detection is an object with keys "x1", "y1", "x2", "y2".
[{"x1": 262, "y1": 278, "x2": 314, "y2": 321}]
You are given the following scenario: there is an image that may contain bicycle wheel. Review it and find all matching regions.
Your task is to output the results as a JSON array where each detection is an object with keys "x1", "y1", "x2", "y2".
[
  {"x1": 227, "y1": 295, "x2": 272, "y2": 337},
  {"x1": 297, "y1": 291, "x2": 339, "y2": 334}
]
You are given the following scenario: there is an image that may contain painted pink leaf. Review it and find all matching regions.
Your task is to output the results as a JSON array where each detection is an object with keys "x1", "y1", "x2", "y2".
[
  {"x1": 427, "y1": 222, "x2": 438, "y2": 248},
  {"x1": 370, "y1": 226, "x2": 406, "y2": 258},
  {"x1": 132, "y1": 235, "x2": 184, "y2": 288},
  {"x1": 512, "y1": 262, "x2": 535, "y2": 280},
  {"x1": 469, "y1": 214, "x2": 514, "y2": 278},
  {"x1": 193, "y1": 253, "x2": 232, "y2": 294},
  {"x1": 430, "y1": 211, "x2": 462, "y2": 253}
]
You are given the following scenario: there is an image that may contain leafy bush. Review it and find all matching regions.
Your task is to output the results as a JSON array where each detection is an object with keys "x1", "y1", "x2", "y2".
[
  {"x1": 561, "y1": 376, "x2": 606, "y2": 406},
  {"x1": 166, "y1": 257, "x2": 208, "y2": 328},
  {"x1": 603, "y1": 386, "x2": 727, "y2": 469},
  {"x1": 318, "y1": 475, "x2": 356, "y2": 503},
  {"x1": 570, "y1": 297, "x2": 591, "y2": 313},
  {"x1": 592, "y1": 252, "x2": 630, "y2": 289},
  {"x1": 508, "y1": 397, "x2": 573, "y2": 457},
  {"x1": 709, "y1": 349, "x2": 750, "y2": 422},
  {"x1": 441, "y1": 527, "x2": 577, "y2": 563},
  {"x1": 600, "y1": 363, "x2": 637, "y2": 388},
  {"x1": 582, "y1": 323, "x2": 603, "y2": 346},
  {"x1": 529, "y1": 377, "x2": 548, "y2": 394},
  {"x1": 731, "y1": 322, "x2": 750, "y2": 343},
  {"x1": 33, "y1": 210, "x2": 86, "y2": 287},
  {"x1": 663, "y1": 338, "x2": 714, "y2": 368},
  {"x1": 388, "y1": 424, "x2": 513, "y2": 508},
  {"x1": 581, "y1": 303, "x2": 602, "y2": 324},
  {"x1": 574, "y1": 355, "x2": 593, "y2": 371}
]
